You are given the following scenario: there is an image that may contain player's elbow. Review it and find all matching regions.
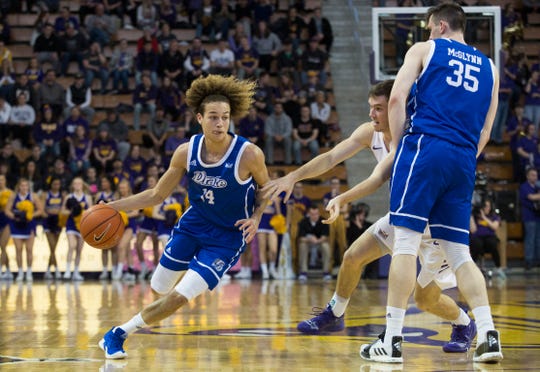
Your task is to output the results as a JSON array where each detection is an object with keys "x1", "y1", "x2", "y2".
[{"x1": 388, "y1": 92, "x2": 407, "y2": 107}]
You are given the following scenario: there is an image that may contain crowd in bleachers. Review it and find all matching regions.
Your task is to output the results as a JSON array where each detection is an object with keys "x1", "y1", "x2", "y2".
[
  {"x1": 0, "y1": 0, "x2": 344, "y2": 282},
  {"x1": 0, "y1": 0, "x2": 339, "y2": 192}
]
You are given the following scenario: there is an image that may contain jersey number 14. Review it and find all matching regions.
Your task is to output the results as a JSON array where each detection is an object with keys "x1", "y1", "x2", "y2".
[
  {"x1": 201, "y1": 188, "x2": 215, "y2": 205},
  {"x1": 446, "y1": 59, "x2": 480, "y2": 93}
]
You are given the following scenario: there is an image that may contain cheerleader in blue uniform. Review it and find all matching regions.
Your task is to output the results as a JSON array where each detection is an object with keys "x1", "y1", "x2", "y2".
[
  {"x1": 0, "y1": 174, "x2": 13, "y2": 280},
  {"x1": 115, "y1": 180, "x2": 140, "y2": 281},
  {"x1": 96, "y1": 176, "x2": 117, "y2": 280},
  {"x1": 95, "y1": 175, "x2": 116, "y2": 204},
  {"x1": 154, "y1": 193, "x2": 182, "y2": 260},
  {"x1": 257, "y1": 198, "x2": 282, "y2": 280},
  {"x1": 61, "y1": 177, "x2": 93, "y2": 281},
  {"x1": 134, "y1": 175, "x2": 159, "y2": 280},
  {"x1": 5, "y1": 178, "x2": 44, "y2": 282},
  {"x1": 42, "y1": 177, "x2": 65, "y2": 280}
]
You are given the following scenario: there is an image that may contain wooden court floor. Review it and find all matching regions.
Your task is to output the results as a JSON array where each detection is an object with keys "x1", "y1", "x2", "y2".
[{"x1": 1, "y1": 273, "x2": 539, "y2": 371}]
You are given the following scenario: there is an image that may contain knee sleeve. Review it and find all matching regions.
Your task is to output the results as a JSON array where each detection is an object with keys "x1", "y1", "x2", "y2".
[
  {"x1": 393, "y1": 226, "x2": 422, "y2": 257},
  {"x1": 151, "y1": 264, "x2": 184, "y2": 295},
  {"x1": 175, "y1": 269, "x2": 209, "y2": 301},
  {"x1": 439, "y1": 239, "x2": 473, "y2": 271}
]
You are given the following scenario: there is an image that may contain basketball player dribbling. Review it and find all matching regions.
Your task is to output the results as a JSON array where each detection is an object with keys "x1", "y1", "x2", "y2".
[{"x1": 98, "y1": 75, "x2": 270, "y2": 359}]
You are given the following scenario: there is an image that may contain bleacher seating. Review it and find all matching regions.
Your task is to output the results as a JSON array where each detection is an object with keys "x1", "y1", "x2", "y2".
[
  {"x1": 4, "y1": 0, "x2": 346, "y2": 208},
  {"x1": 7, "y1": 1, "x2": 538, "y2": 263}
]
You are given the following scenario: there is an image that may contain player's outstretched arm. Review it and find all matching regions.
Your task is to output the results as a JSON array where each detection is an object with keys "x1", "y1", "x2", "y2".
[
  {"x1": 261, "y1": 123, "x2": 372, "y2": 202},
  {"x1": 323, "y1": 151, "x2": 394, "y2": 224},
  {"x1": 108, "y1": 143, "x2": 188, "y2": 212}
]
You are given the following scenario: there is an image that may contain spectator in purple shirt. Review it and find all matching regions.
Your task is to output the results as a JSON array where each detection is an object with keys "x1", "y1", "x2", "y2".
[
  {"x1": 123, "y1": 144, "x2": 147, "y2": 192},
  {"x1": 63, "y1": 106, "x2": 90, "y2": 137},
  {"x1": 470, "y1": 198, "x2": 505, "y2": 279},
  {"x1": 519, "y1": 167, "x2": 540, "y2": 270},
  {"x1": 516, "y1": 122, "x2": 538, "y2": 180},
  {"x1": 33, "y1": 105, "x2": 63, "y2": 160},
  {"x1": 132, "y1": 73, "x2": 157, "y2": 130},
  {"x1": 69, "y1": 124, "x2": 92, "y2": 176},
  {"x1": 235, "y1": 36, "x2": 259, "y2": 80},
  {"x1": 24, "y1": 57, "x2": 44, "y2": 89},
  {"x1": 158, "y1": 0, "x2": 178, "y2": 28},
  {"x1": 524, "y1": 70, "x2": 540, "y2": 132},
  {"x1": 91, "y1": 126, "x2": 118, "y2": 175},
  {"x1": 238, "y1": 106, "x2": 264, "y2": 149},
  {"x1": 54, "y1": 6, "x2": 80, "y2": 36},
  {"x1": 109, "y1": 158, "x2": 131, "y2": 188},
  {"x1": 164, "y1": 125, "x2": 189, "y2": 168},
  {"x1": 507, "y1": 105, "x2": 533, "y2": 181},
  {"x1": 183, "y1": 37, "x2": 210, "y2": 88},
  {"x1": 157, "y1": 75, "x2": 184, "y2": 122}
]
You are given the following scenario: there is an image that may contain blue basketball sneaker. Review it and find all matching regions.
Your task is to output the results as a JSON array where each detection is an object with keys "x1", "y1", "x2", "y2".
[
  {"x1": 297, "y1": 306, "x2": 345, "y2": 334},
  {"x1": 99, "y1": 327, "x2": 128, "y2": 359},
  {"x1": 443, "y1": 320, "x2": 477, "y2": 353}
]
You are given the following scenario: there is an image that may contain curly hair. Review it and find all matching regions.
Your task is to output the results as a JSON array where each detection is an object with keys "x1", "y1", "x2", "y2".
[{"x1": 185, "y1": 75, "x2": 257, "y2": 118}]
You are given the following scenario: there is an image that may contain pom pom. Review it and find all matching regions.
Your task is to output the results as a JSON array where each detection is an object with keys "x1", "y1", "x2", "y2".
[
  {"x1": 143, "y1": 206, "x2": 154, "y2": 217},
  {"x1": 0, "y1": 190, "x2": 12, "y2": 209},
  {"x1": 66, "y1": 197, "x2": 83, "y2": 217},
  {"x1": 270, "y1": 214, "x2": 287, "y2": 234},
  {"x1": 163, "y1": 203, "x2": 183, "y2": 227},
  {"x1": 16, "y1": 200, "x2": 34, "y2": 221},
  {"x1": 119, "y1": 211, "x2": 129, "y2": 226}
]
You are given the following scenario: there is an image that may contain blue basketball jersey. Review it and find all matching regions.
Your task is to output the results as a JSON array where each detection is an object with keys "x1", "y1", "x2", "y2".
[
  {"x1": 186, "y1": 133, "x2": 256, "y2": 229},
  {"x1": 406, "y1": 38, "x2": 496, "y2": 150}
]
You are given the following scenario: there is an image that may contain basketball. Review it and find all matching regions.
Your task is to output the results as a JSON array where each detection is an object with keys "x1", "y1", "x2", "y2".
[{"x1": 80, "y1": 204, "x2": 125, "y2": 250}]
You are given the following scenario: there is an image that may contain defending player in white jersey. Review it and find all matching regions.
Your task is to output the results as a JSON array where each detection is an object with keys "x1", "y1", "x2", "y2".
[{"x1": 262, "y1": 80, "x2": 475, "y2": 353}]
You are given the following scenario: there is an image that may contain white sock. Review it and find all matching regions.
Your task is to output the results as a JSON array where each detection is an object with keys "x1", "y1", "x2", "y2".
[
  {"x1": 119, "y1": 313, "x2": 148, "y2": 335},
  {"x1": 269, "y1": 262, "x2": 276, "y2": 271},
  {"x1": 261, "y1": 263, "x2": 268, "y2": 275},
  {"x1": 452, "y1": 308, "x2": 471, "y2": 326},
  {"x1": 65, "y1": 263, "x2": 71, "y2": 273},
  {"x1": 472, "y1": 305, "x2": 495, "y2": 344},
  {"x1": 74, "y1": 266, "x2": 79, "y2": 274},
  {"x1": 328, "y1": 292, "x2": 349, "y2": 317},
  {"x1": 385, "y1": 306, "x2": 406, "y2": 344}
]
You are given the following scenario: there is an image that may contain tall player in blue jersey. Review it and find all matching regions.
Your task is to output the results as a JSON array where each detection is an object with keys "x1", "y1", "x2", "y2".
[
  {"x1": 360, "y1": 3, "x2": 502, "y2": 364},
  {"x1": 98, "y1": 75, "x2": 270, "y2": 359}
]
